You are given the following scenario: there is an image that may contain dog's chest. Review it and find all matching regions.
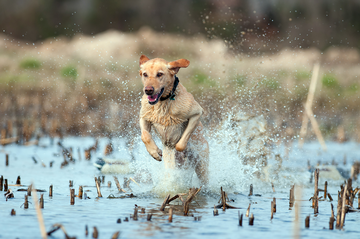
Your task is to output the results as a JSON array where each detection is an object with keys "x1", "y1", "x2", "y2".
[
  {"x1": 141, "y1": 102, "x2": 188, "y2": 146},
  {"x1": 153, "y1": 121, "x2": 188, "y2": 147}
]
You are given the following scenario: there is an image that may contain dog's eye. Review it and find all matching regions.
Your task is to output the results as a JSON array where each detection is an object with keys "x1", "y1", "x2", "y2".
[
  {"x1": 143, "y1": 73, "x2": 148, "y2": 77},
  {"x1": 157, "y1": 73, "x2": 163, "y2": 77}
]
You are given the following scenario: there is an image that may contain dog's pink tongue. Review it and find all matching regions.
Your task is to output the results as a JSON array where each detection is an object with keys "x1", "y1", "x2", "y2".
[{"x1": 148, "y1": 94, "x2": 158, "y2": 102}]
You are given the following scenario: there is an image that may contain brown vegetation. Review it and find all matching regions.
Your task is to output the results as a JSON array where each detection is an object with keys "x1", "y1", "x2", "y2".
[{"x1": 0, "y1": 28, "x2": 359, "y2": 142}]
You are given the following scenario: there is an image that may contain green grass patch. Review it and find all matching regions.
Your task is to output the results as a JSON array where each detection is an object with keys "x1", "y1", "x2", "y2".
[
  {"x1": 19, "y1": 58, "x2": 41, "y2": 69},
  {"x1": 322, "y1": 74, "x2": 339, "y2": 88},
  {"x1": 61, "y1": 66, "x2": 78, "y2": 82},
  {"x1": 190, "y1": 70, "x2": 216, "y2": 87},
  {"x1": 294, "y1": 70, "x2": 310, "y2": 81},
  {"x1": 262, "y1": 78, "x2": 280, "y2": 90}
]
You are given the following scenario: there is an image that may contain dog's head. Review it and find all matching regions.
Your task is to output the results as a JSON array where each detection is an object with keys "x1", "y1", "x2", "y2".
[{"x1": 139, "y1": 55, "x2": 190, "y2": 105}]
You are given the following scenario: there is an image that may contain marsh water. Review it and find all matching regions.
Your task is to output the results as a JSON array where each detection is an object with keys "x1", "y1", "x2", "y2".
[{"x1": 1, "y1": 137, "x2": 360, "y2": 239}]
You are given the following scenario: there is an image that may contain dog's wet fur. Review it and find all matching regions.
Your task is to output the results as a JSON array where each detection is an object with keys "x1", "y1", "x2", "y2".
[{"x1": 139, "y1": 55, "x2": 209, "y2": 185}]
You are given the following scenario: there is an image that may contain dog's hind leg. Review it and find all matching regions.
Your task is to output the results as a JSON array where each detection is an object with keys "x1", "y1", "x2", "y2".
[{"x1": 188, "y1": 123, "x2": 209, "y2": 185}]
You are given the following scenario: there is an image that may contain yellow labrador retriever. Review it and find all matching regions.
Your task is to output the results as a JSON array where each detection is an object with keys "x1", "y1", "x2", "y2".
[{"x1": 139, "y1": 55, "x2": 209, "y2": 185}]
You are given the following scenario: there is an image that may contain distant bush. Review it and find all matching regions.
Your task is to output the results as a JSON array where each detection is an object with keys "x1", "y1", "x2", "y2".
[
  {"x1": 322, "y1": 74, "x2": 339, "y2": 88},
  {"x1": 19, "y1": 58, "x2": 41, "y2": 69},
  {"x1": 61, "y1": 66, "x2": 78, "y2": 80}
]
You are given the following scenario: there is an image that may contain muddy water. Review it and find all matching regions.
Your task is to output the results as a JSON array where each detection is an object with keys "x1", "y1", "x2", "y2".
[{"x1": 1, "y1": 137, "x2": 360, "y2": 238}]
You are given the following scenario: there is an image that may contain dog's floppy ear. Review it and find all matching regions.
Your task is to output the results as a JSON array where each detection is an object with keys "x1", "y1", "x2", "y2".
[
  {"x1": 139, "y1": 55, "x2": 150, "y2": 66},
  {"x1": 167, "y1": 59, "x2": 190, "y2": 75}
]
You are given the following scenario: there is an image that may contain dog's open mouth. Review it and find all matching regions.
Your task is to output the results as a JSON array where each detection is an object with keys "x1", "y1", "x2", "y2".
[{"x1": 147, "y1": 88, "x2": 164, "y2": 105}]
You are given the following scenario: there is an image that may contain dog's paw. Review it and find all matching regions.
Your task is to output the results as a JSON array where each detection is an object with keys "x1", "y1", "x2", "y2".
[{"x1": 150, "y1": 148, "x2": 162, "y2": 161}]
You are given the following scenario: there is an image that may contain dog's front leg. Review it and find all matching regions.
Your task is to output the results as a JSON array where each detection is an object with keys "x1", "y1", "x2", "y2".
[
  {"x1": 175, "y1": 112, "x2": 201, "y2": 152},
  {"x1": 140, "y1": 118, "x2": 162, "y2": 161}
]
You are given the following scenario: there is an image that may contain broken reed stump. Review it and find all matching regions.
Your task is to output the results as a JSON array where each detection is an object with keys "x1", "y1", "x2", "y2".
[
  {"x1": 324, "y1": 181, "x2": 328, "y2": 200},
  {"x1": 248, "y1": 184, "x2": 253, "y2": 196},
  {"x1": 271, "y1": 201, "x2": 274, "y2": 219},
  {"x1": 238, "y1": 211, "x2": 243, "y2": 226},
  {"x1": 108, "y1": 181, "x2": 111, "y2": 188},
  {"x1": 85, "y1": 225, "x2": 88, "y2": 236},
  {"x1": 336, "y1": 189, "x2": 342, "y2": 228},
  {"x1": 340, "y1": 183, "x2": 348, "y2": 229},
  {"x1": 78, "y1": 186, "x2": 83, "y2": 199},
  {"x1": 92, "y1": 226, "x2": 98, "y2": 239},
  {"x1": 346, "y1": 179, "x2": 352, "y2": 206},
  {"x1": 329, "y1": 216, "x2": 335, "y2": 230},
  {"x1": 69, "y1": 180, "x2": 73, "y2": 187},
  {"x1": 147, "y1": 213, "x2": 152, "y2": 221},
  {"x1": 184, "y1": 187, "x2": 201, "y2": 216},
  {"x1": 94, "y1": 177, "x2": 102, "y2": 197},
  {"x1": 314, "y1": 195, "x2": 319, "y2": 214},
  {"x1": 213, "y1": 205, "x2": 219, "y2": 216},
  {"x1": 289, "y1": 185, "x2": 295, "y2": 207},
  {"x1": 16, "y1": 176, "x2": 21, "y2": 185},
  {"x1": 111, "y1": 231, "x2": 120, "y2": 239},
  {"x1": 85, "y1": 149, "x2": 91, "y2": 160},
  {"x1": 160, "y1": 194, "x2": 170, "y2": 211},
  {"x1": 31, "y1": 186, "x2": 47, "y2": 239},
  {"x1": 133, "y1": 207, "x2": 138, "y2": 221},
  {"x1": 11, "y1": 209, "x2": 16, "y2": 216},
  {"x1": 249, "y1": 213, "x2": 254, "y2": 226},
  {"x1": 40, "y1": 194, "x2": 44, "y2": 209},
  {"x1": 328, "y1": 193, "x2": 333, "y2": 201},
  {"x1": 27, "y1": 184, "x2": 32, "y2": 196},
  {"x1": 168, "y1": 207, "x2": 173, "y2": 222},
  {"x1": 24, "y1": 195, "x2": 29, "y2": 209},
  {"x1": 4, "y1": 179, "x2": 8, "y2": 191},
  {"x1": 113, "y1": 176, "x2": 126, "y2": 193},
  {"x1": 305, "y1": 215, "x2": 310, "y2": 228},
  {"x1": 70, "y1": 189, "x2": 75, "y2": 205},
  {"x1": 49, "y1": 185, "x2": 53, "y2": 197},
  {"x1": 221, "y1": 187, "x2": 226, "y2": 211},
  {"x1": 246, "y1": 203, "x2": 251, "y2": 217},
  {"x1": 273, "y1": 197, "x2": 277, "y2": 213},
  {"x1": 216, "y1": 187, "x2": 238, "y2": 210},
  {"x1": 5, "y1": 154, "x2": 9, "y2": 166},
  {"x1": 313, "y1": 169, "x2": 319, "y2": 213},
  {"x1": 0, "y1": 175, "x2": 3, "y2": 191},
  {"x1": 104, "y1": 143, "x2": 113, "y2": 156},
  {"x1": 271, "y1": 182, "x2": 275, "y2": 193}
]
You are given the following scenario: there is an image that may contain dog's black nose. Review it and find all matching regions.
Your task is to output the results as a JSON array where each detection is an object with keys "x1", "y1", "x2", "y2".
[{"x1": 145, "y1": 86, "x2": 154, "y2": 95}]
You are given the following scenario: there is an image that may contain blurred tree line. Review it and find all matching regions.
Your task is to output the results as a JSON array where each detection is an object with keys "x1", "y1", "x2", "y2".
[{"x1": 1, "y1": 0, "x2": 360, "y2": 52}]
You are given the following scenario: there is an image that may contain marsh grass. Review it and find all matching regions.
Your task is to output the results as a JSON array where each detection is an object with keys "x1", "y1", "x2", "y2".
[
  {"x1": 61, "y1": 66, "x2": 78, "y2": 80},
  {"x1": 19, "y1": 58, "x2": 41, "y2": 69},
  {"x1": 322, "y1": 74, "x2": 339, "y2": 88}
]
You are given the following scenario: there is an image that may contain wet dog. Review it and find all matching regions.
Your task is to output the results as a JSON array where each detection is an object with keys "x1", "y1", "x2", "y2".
[{"x1": 139, "y1": 55, "x2": 209, "y2": 185}]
